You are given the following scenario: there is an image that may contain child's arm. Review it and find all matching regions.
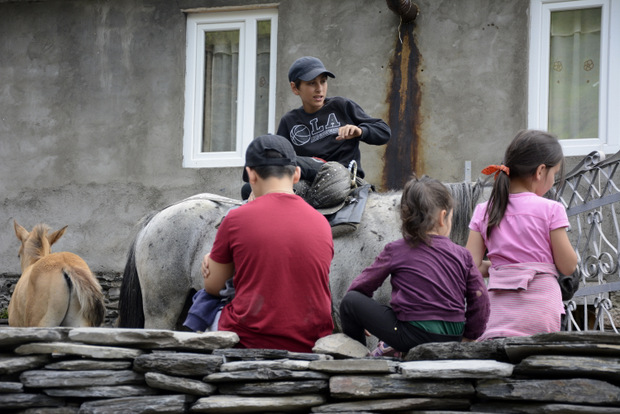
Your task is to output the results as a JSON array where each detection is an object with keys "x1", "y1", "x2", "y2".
[
  {"x1": 336, "y1": 125, "x2": 363, "y2": 141},
  {"x1": 550, "y1": 227, "x2": 578, "y2": 276},
  {"x1": 347, "y1": 245, "x2": 393, "y2": 296},
  {"x1": 345, "y1": 100, "x2": 391, "y2": 145},
  {"x1": 466, "y1": 230, "x2": 490, "y2": 277},
  {"x1": 462, "y1": 256, "x2": 491, "y2": 340},
  {"x1": 203, "y1": 253, "x2": 235, "y2": 296}
]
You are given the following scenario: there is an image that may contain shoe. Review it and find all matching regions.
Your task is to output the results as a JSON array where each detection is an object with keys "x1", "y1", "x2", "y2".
[{"x1": 370, "y1": 341, "x2": 402, "y2": 358}]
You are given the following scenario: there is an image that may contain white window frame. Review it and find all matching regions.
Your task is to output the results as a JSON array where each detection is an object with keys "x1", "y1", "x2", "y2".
[
  {"x1": 183, "y1": 9, "x2": 278, "y2": 168},
  {"x1": 528, "y1": 0, "x2": 619, "y2": 156}
]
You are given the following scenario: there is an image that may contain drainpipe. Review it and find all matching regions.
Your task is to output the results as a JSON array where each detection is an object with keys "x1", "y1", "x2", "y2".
[
  {"x1": 383, "y1": 1, "x2": 421, "y2": 190},
  {"x1": 386, "y1": 0, "x2": 419, "y2": 24}
]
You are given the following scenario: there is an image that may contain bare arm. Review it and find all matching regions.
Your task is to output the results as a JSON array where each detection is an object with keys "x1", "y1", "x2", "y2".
[
  {"x1": 466, "y1": 230, "x2": 490, "y2": 277},
  {"x1": 202, "y1": 253, "x2": 234, "y2": 296},
  {"x1": 550, "y1": 227, "x2": 578, "y2": 276}
]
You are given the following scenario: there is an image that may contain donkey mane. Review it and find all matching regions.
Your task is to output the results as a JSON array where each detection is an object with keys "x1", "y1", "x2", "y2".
[{"x1": 23, "y1": 224, "x2": 50, "y2": 264}]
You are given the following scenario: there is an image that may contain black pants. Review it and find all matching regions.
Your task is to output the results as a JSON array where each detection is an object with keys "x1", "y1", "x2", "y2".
[{"x1": 339, "y1": 290, "x2": 462, "y2": 352}]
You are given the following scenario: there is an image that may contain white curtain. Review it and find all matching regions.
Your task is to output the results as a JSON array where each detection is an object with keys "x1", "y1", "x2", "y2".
[
  {"x1": 203, "y1": 22, "x2": 271, "y2": 152},
  {"x1": 548, "y1": 7, "x2": 601, "y2": 140},
  {"x1": 204, "y1": 31, "x2": 239, "y2": 152}
]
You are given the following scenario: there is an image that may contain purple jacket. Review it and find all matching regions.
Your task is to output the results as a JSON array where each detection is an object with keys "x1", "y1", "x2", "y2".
[{"x1": 348, "y1": 236, "x2": 490, "y2": 339}]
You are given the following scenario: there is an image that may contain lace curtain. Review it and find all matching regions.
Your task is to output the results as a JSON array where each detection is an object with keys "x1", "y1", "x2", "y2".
[{"x1": 548, "y1": 7, "x2": 601, "y2": 140}]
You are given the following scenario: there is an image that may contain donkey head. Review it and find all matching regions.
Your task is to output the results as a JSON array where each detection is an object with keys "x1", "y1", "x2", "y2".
[{"x1": 14, "y1": 220, "x2": 68, "y2": 271}]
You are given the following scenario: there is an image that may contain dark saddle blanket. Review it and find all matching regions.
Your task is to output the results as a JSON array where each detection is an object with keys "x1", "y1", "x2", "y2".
[{"x1": 294, "y1": 157, "x2": 371, "y2": 235}]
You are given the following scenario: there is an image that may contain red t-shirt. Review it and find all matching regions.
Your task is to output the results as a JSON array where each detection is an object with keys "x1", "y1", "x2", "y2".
[{"x1": 211, "y1": 192, "x2": 334, "y2": 352}]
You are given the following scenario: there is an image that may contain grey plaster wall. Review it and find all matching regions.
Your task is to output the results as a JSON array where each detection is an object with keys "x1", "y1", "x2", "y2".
[
  {"x1": 0, "y1": 0, "x2": 240, "y2": 275},
  {"x1": 0, "y1": 0, "x2": 530, "y2": 277},
  {"x1": 415, "y1": 0, "x2": 529, "y2": 180},
  {"x1": 275, "y1": 0, "x2": 397, "y2": 187}
]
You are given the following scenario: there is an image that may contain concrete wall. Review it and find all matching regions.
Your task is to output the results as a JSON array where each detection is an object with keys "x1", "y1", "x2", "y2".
[
  {"x1": 0, "y1": 0, "x2": 529, "y2": 276},
  {"x1": 415, "y1": 1, "x2": 529, "y2": 180}
]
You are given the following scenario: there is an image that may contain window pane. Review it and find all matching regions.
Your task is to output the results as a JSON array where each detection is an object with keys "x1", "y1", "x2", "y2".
[
  {"x1": 203, "y1": 30, "x2": 239, "y2": 152},
  {"x1": 548, "y1": 7, "x2": 601, "y2": 140},
  {"x1": 254, "y1": 20, "x2": 271, "y2": 136}
]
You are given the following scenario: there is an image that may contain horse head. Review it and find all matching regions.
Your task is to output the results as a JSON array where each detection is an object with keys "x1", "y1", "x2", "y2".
[{"x1": 14, "y1": 220, "x2": 68, "y2": 271}]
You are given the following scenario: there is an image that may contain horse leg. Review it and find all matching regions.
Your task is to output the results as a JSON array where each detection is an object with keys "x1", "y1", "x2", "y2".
[
  {"x1": 59, "y1": 285, "x2": 87, "y2": 326},
  {"x1": 8, "y1": 275, "x2": 28, "y2": 327},
  {"x1": 140, "y1": 271, "x2": 192, "y2": 330},
  {"x1": 136, "y1": 250, "x2": 195, "y2": 330},
  {"x1": 27, "y1": 268, "x2": 71, "y2": 327},
  {"x1": 134, "y1": 203, "x2": 215, "y2": 330}
]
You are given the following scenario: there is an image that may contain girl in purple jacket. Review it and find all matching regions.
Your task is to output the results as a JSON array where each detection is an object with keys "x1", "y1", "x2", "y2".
[{"x1": 340, "y1": 175, "x2": 490, "y2": 357}]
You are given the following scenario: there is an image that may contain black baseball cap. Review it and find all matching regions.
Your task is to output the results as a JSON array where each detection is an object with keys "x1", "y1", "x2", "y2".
[
  {"x1": 288, "y1": 56, "x2": 335, "y2": 83},
  {"x1": 242, "y1": 134, "x2": 297, "y2": 182}
]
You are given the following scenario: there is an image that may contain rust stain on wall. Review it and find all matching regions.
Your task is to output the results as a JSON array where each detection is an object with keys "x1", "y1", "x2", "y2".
[{"x1": 383, "y1": 21, "x2": 421, "y2": 190}]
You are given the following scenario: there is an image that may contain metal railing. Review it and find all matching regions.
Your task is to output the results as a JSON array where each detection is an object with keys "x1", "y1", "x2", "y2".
[{"x1": 554, "y1": 150, "x2": 620, "y2": 333}]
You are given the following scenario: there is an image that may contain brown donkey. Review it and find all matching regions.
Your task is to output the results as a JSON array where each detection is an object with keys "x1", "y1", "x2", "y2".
[{"x1": 9, "y1": 221, "x2": 105, "y2": 327}]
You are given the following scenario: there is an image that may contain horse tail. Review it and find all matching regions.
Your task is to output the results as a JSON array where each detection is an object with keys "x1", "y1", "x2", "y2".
[
  {"x1": 66, "y1": 266, "x2": 106, "y2": 327},
  {"x1": 118, "y1": 211, "x2": 157, "y2": 328},
  {"x1": 117, "y1": 240, "x2": 144, "y2": 328}
]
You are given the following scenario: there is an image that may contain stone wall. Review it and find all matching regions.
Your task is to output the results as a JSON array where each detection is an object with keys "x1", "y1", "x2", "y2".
[{"x1": 1, "y1": 328, "x2": 619, "y2": 413}]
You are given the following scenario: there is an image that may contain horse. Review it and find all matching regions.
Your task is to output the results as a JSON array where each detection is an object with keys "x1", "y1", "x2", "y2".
[
  {"x1": 9, "y1": 221, "x2": 106, "y2": 327},
  {"x1": 118, "y1": 183, "x2": 485, "y2": 331}
]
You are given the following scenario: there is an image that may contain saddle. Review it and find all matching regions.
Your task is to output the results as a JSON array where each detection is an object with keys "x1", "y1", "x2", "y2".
[{"x1": 294, "y1": 158, "x2": 371, "y2": 236}]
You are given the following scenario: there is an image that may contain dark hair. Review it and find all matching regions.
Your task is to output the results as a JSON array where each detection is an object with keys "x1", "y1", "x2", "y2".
[
  {"x1": 252, "y1": 149, "x2": 296, "y2": 180},
  {"x1": 484, "y1": 129, "x2": 564, "y2": 238},
  {"x1": 401, "y1": 174, "x2": 453, "y2": 247}
]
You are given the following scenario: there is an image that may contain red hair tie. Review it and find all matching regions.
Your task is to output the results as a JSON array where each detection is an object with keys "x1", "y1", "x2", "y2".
[{"x1": 482, "y1": 164, "x2": 510, "y2": 179}]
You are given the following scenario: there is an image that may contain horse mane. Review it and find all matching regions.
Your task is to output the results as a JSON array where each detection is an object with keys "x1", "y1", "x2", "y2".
[
  {"x1": 23, "y1": 224, "x2": 51, "y2": 263},
  {"x1": 445, "y1": 180, "x2": 486, "y2": 247},
  {"x1": 370, "y1": 181, "x2": 486, "y2": 247}
]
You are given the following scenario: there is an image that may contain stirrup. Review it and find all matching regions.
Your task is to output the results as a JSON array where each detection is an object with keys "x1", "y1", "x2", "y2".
[{"x1": 347, "y1": 160, "x2": 358, "y2": 188}]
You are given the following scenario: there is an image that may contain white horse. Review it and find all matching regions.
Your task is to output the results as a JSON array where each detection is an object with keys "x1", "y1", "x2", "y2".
[{"x1": 118, "y1": 184, "x2": 485, "y2": 331}]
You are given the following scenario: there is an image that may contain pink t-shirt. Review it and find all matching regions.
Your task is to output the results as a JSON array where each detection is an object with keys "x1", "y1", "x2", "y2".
[
  {"x1": 470, "y1": 192, "x2": 570, "y2": 339},
  {"x1": 469, "y1": 192, "x2": 569, "y2": 266}
]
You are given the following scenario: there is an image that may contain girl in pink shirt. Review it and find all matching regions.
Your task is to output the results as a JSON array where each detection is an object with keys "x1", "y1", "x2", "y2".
[{"x1": 467, "y1": 130, "x2": 578, "y2": 340}]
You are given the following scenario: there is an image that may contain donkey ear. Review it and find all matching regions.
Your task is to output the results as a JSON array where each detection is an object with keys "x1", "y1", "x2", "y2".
[
  {"x1": 48, "y1": 225, "x2": 68, "y2": 246},
  {"x1": 13, "y1": 220, "x2": 29, "y2": 243}
]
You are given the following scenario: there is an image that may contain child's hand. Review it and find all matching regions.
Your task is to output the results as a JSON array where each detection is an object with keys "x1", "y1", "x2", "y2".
[
  {"x1": 364, "y1": 329, "x2": 371, "y2": 337},
  {"x1": 480, "y1": 260, "x2": 491, "y2": 278},
  {"x1": 336, "y1": 125, "x2": 362, "y2": 140},
  {"x1": 201, "y1": 253, "x2": 211, "y2": 286}
]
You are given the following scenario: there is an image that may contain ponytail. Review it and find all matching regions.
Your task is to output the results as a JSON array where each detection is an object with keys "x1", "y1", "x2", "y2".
[
  {"x1": 483, "y1": 129, "x2": 564, "y2": 238},
  {"x1": 484, "y1": 172, "x2": 510, "y2": 238}
]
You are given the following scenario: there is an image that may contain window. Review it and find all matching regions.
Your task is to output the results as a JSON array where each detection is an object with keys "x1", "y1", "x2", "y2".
[
  {"x1": 528, "y1": 0, "x2": 619, "y2": 156},
  {"x1": 183, "y1": 9, "x2": 278, "y2": 168}
]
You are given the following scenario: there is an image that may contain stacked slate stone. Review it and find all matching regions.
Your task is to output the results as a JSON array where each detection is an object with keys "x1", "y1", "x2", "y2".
[{"x1": 0, "y1": 328, "x2": 619, "y2": 413}]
